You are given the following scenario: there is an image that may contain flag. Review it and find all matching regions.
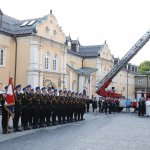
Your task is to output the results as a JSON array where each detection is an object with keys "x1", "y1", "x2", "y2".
[
  {"x1": 6, "y1": 77, "x2": 15, "y2": 104},
  {"x1": 4, "y1": 77, "x2": 15, "y2": 117}
]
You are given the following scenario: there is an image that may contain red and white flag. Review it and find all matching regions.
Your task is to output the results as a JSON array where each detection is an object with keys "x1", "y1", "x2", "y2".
[{"x1": 5, "y1": 77, "x2": 15, "y2": 105}]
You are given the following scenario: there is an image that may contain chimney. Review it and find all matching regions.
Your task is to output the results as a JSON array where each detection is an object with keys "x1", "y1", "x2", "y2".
[
  {"x1": 0, "y1": 9, "x2": 3, "y2": 28},
  {"x1": 50, "y1": 9, "x2": 52, "y2": 14}
]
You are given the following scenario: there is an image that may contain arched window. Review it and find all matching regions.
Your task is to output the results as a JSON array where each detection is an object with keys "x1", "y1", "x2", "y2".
[
  {"x1": 53, "y1": 54, "x2": 57, "y2": 71},
  {"x1": 45, "y1": 27, "x2": 50, "y2": 35},
  {"x1": 45, "y1": 52, "x2": 50, "y2": 70}
]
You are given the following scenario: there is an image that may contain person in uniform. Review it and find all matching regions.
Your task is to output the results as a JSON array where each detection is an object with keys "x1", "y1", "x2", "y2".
[
  {"x1": 0, "y1": 86, "x2": 10, "y2": 134},
  {"x1": 104, "y1": 97, "x2": 108, "y2": 115},
  {"x1": 141, "y1": 98, "x2": 146, "y2": 116},
  {"x1": 63, "y1": 90, "x2": 68, "y2": 123},
  {"x1": 78, "y1": 93, "x2": 82, "y2": 120},
  {"x1": 92, "y1": 97, "x2": 97, "y2": 113},
  {"x1": 47, "y1": 88, "x2": 53, "y2": 125},
  {"x1": 98, "y1": 97, "x2": 102, "y2": 113},
  {"x1": 32, "y1": 87, "x2": 41, "y2": 129},
  {"x1": 52, "y1": 89, "x2": 57, "y2": 125},
  {"x1": 22, "y1": 85, "x2": 32, "y2": 130},
  {"x1": 86, "y1": 96, "x2": 90, "y2": 112},
  {"x1": 41, "y1": 87, "x2": 48, "y2": 127},
  {"x1": 108, "y1": 98, "x2": 112, "y2": 114},
  {"x1": 13, "y1": 85, "x2": 22, "y2": 132}
]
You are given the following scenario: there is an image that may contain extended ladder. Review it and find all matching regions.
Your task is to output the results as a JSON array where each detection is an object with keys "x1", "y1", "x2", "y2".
[{"x1": 97, "y1": 29, "x2": 150, "y2": 95}]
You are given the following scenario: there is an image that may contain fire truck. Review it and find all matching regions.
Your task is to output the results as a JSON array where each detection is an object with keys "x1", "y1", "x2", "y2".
[{"x1": 96, "y1": 29, "x2": 150, "y2": 109}]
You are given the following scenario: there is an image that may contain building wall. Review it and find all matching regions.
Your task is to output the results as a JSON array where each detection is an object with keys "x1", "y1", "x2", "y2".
[
  {"x1": 0, "y1": 34, "x2": 16, "y2": 90},
  {"x1": 67, "y1": 53, "x2": 82, "y2": 69},
  {"x1": 111, "y1": 70, "x2": 135, "y2": 98},
  {"x1": 83, "y1": 58, "x2": 96, "y2": 68},
  {"x1": 135, "y1": 75, "x2": 150, "y2": 93}
]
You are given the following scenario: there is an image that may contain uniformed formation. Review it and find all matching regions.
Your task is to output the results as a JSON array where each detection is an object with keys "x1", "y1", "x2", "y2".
[
  {"x1": 92, "y1": 97, "x2": 120, "y2": 114},
  {"x1": 0, "y1": 85, "x2": 86, "y2": 134}
]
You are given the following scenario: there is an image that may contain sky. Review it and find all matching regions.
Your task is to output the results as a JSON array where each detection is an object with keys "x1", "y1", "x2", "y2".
[{"x1": 1, "y1": 0, "x2": 150, "y2": 65}]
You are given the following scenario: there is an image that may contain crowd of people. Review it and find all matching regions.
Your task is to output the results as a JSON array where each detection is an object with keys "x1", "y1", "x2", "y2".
[
  {"x1": 1, "y1": 84, "x2": 150, "y2": 135},
  {"x1": 0, "y1": 85, "x2": 86, "y2": 134},
  {"x1": 91, "y1": 97, "x2": 120, "y2": 114}
]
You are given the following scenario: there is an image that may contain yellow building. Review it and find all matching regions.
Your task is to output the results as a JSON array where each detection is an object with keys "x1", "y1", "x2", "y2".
[
  {"x1": 66, "y1": 37, "x2": 137, "y2": 98},
  {"x1": 0, "y1": 9, "x2": 67, "y2": 90},
  {"x1": 0, "y1": 9, "x2": 137, "y2": 98}
]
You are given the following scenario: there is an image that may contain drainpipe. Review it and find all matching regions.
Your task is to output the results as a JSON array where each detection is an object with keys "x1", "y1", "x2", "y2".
[
  {"x1": 13, "y1": 35, "x2": 17, "y2": 87},
  {"x1": 82, "y1": 57, "x2": 84, "y2": 68}
]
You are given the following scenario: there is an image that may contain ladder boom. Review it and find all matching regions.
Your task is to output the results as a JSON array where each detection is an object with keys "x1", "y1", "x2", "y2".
[{"x1": 97, "y1": 29, "x2": 150, "y2": 95}]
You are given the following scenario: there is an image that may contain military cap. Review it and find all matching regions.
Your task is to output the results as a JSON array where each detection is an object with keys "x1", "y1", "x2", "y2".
[
  {"x1": 68, "y1": 90, "x2": 71, "y2": 93},
  {"x1": 36, "y1": 86, "x2": 40, "y2": 90},
  {"x1": 48, "y1": 87, "x2": 52, "y2": 91},
  {"x1": 5, "y1": 86, "x2": 8, "y2": 90},
  {"x1": 79, "y1": 93, "x2": 82, "y2": 96},
  {"x1": 54, "y1": 89, "x2": 57, "y2": 92},
  {"x1": 15, "y1": 84, "x2": 21, "y2": 89},
  {"x1": 71, "y1": 92, "x2": 75, "y2": 94},
  {"x1": 41, "y1": 87, "x2": 46, "y2": 91},
  {"x1": 63, "y1": 90, "x2": 67, "y2": 93},
  {"x1": 22, "y1": 87, "x2": 26, "y2": 92},
  {"x1": 26, "y1": 85, "x2": 31, "y2": 88},
  {"x1": 59, "y1": 90, "x2": 62, "y2": 93}
]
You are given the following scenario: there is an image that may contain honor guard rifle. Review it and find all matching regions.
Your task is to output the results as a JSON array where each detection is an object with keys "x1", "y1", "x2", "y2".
[{"x1": 96, "y1": 29, "x2": 150, "y2": 98}]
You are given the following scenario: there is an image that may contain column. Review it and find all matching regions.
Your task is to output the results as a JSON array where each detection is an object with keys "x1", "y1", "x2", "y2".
[
  {"x1": 79, "y1": 75, "x2": 84, "y2": 93},
  {"x1": 39, "y1": 44, "x2": 43, "y2": 87},
  {"x1": 89, "y1": 76, "x2": 92, "y2": 98},
  {"x1": 70, "y1": 71, "x2": 72, "y2": 91},
  {"x1": 28, "y1": 40, "x2": 39, "y2": 89},
  {"x1": 63, "y1": 51, "x2": 67, "y2": 90}
]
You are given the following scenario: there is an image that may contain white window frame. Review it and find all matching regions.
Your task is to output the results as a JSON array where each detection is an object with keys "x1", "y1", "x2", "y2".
[
  {"x1": 53, "y1": 54, "x2": 57, "y2": 71},
  {"x1": 0, "y1": 48, "x2": 6, "y2": 67},
  {"x1": 44, "y1": 52, "x2": 50, "y2": 70},
  {"x1": 138, "y1": 78, "x2": 142, "y2": 85}
]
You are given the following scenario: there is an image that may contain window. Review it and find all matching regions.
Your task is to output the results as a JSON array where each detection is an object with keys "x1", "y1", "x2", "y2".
[
  {"x1": 27, "y1": 20, "x2": 36, "y2": 26},
  {"x1": 54, "y1": 30, "x2": 57, "y2": 35},
  {"x1": 53, "y1": 54, "x2": 57, "y2": 71},
  {"x1": 138, "y1": 78, "x2": 143, "y2": 85},
  {"x1": 45, "y1": 27, "x2": 50, "y2": 35},
  {"x1": 0, "y1": 48, "x2": 5, "y2": 67},
  {"x1": 44, "y1": 53, "x2": 50, "y2": 70},
  {"x1": 20, "y1": 21, "x2": 30, "y2": 27}
]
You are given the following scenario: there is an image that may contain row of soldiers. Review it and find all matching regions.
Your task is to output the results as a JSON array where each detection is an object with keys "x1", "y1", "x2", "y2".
[
  {"x1": 92, "y1": 97, "x2": 120, "y2": 114},
  {"x1": 0, "y1": 85, "x2": 86, "y2": 134}
]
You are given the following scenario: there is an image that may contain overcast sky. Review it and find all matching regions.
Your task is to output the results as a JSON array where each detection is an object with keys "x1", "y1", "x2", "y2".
[{"x1": 1, "y1": 0, "x2": 150, "y2": 65}]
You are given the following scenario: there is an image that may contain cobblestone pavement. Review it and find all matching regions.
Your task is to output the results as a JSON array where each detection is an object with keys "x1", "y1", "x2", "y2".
[{"x1": 0, "y1": 111, "x2": 150, "y2": 150}]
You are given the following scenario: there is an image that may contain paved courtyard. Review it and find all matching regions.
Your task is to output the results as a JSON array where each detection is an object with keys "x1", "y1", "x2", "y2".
[{"x1": 0, "y1": 111, "x2": 150, "y2": 150}]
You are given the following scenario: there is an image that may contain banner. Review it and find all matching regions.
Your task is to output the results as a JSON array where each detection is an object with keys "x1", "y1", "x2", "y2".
[{"x1": 4, "y1": 77, "x2": 15, "y2": 117}]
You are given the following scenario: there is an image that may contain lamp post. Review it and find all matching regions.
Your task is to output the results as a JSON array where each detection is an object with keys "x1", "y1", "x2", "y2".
[{"x1": 127, "y1": 70, "x2": 129, "y2": 99}]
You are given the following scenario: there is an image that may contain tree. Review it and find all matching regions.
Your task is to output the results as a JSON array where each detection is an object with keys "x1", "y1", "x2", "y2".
[{"x1": 139, "y1": 61, "x2": 150, "y2": 74}]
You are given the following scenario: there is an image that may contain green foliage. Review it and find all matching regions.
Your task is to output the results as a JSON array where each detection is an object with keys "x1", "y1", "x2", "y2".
[{"x1": 139, "y1": 61, "x2": 150, "y2": 74}]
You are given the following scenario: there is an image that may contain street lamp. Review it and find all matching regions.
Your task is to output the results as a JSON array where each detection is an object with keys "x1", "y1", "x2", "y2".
[{"x1": 127, "y1": 70, "x2": 129, "y2": 99}]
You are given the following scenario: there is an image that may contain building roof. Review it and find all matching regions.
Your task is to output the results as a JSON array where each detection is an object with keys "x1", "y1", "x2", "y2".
[
  {"x1": 67, "y1": 45, "x2": 103, "y2": 58},
  {"x1": 76, "y1": 67, "x2": 98, "y2": 76},
  {"x1": 67, "y1": 64, "x2": 97, "y2": 76},
  {"x1": 0, "y1": 11, "x2": 47, "y2": 36}
]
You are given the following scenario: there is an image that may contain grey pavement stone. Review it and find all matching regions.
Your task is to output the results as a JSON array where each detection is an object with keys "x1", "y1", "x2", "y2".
[{"x1": 0, "y1": 112, "x2": 150, "y2": 150}]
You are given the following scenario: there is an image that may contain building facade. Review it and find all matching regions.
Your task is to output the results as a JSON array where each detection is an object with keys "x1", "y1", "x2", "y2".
[
  {"x1": 0, "y1": 10, "x2": 67, "y2": 90},
  {"x1": 0, "y1": 9, "x2": 137, "y2": 98},
  {"x1": 135, "y1": 75, "x2": 150, "y2": 100}
]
